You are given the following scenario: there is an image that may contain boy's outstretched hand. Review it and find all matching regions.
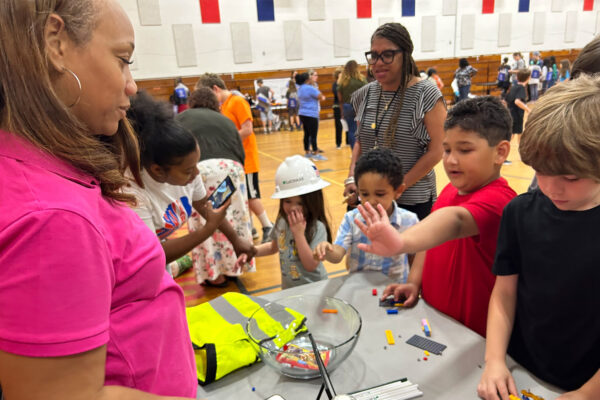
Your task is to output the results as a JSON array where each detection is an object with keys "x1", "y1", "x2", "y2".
[
  {"x1": 380, "y1": 283, "x2": 420, "y2": 307},
  {"x1": 355, "y1": 203, "x2": 404, "y2": 257},
  {"x1": 314, "y1": 242, "x2": 333, "y2": 261},
  {"x1": 477, "y1": 360, "x2": 518, "y2": 400}
]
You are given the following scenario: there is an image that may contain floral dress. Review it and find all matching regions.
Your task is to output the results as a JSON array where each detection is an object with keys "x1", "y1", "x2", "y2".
[{"x1": 187, "y1": 158, "x2": 255, "y2": 283}]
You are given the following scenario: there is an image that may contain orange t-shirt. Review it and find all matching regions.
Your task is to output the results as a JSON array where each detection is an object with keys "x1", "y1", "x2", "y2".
[{"x1": 221, "y1": 94, "x2": 259, "y2": 174}]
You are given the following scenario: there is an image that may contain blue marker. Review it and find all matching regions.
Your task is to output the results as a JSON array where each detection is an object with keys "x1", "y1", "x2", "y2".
[{"x1": 387, "y1": 309, "x2": 399, "y2": 315}]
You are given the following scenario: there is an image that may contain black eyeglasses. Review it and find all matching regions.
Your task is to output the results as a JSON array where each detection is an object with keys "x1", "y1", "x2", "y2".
[{"x1": 365, "y1": 50, "x2": 402, "y2": 65}]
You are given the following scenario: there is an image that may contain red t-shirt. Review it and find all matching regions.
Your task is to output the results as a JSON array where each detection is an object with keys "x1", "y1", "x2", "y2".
[{"x1": 421, "y1": 178, "x2": 516, "y2": 337}]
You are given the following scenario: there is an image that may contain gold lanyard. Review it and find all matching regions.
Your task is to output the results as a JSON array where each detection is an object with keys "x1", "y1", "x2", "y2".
[{"x1": 372, "y1": 84, "x2": 402, "y2": 148}]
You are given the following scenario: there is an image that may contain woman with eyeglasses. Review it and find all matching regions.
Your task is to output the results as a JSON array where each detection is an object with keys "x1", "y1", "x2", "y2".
[{"x1": 345, "y1": 23, "x2": 446, "y2": 221}]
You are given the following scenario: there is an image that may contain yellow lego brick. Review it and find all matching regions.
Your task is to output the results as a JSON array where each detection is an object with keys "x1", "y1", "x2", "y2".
[{"x1": 385, "y1": 329, "x2": 395, "y2": 345}]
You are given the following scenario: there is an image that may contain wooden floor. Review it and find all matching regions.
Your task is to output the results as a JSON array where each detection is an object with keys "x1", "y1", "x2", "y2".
[{"x1": 176, "y1": 118, "x2": 535, "y2": 307}]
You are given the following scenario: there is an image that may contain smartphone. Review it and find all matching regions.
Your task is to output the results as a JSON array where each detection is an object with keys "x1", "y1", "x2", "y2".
[{"x1": 208, "y1": 175, "x2": 236, "y2": 208}]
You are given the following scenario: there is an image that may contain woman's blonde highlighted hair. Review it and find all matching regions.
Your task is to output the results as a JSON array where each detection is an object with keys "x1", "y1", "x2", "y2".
[
  {"x1": 520, "y1": 74, "x2": 600, "y2": 181},
  {"x1": 0, "y1": 0, "x2": 141, "y2": 203},
  {"x1": 338, "y1": 60, "x2": 363, "y2": 87}
]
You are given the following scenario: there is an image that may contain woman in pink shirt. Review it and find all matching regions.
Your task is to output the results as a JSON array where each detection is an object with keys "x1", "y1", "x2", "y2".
[{"x1": 0, "y1": 0, "x2": 196, "y2": 399}]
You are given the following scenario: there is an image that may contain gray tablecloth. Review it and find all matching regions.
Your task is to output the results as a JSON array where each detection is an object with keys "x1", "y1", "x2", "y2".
[{"x1": 197, "y1": 272, "x2": 563, "y2": 400}]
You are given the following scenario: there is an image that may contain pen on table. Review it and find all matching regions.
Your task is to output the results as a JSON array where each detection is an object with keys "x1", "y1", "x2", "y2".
[{"x1": 421, "y1": 318, "x2": 431, "y2": 337}]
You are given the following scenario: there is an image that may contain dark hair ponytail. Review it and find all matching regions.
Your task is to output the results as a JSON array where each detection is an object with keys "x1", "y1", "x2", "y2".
[{"x1": 127, "y1": 91, "x2": 198, "y2": 169}]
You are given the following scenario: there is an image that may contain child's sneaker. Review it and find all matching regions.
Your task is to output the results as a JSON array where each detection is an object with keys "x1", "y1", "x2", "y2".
[
  {"x1": 252, "y1": 227, "x2": 259, "y2": 240},
  {"x1": 312, "y1": 154, "x2": 328, "y2": 161},
  {"x1": 304, "y1": 153, "x2": 314, "y2": 159}
]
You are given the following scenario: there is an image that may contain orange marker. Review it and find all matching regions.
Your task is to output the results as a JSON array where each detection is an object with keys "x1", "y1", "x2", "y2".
[{"x1": 322, "y1": 309, "x2": 338, "y2": 314}]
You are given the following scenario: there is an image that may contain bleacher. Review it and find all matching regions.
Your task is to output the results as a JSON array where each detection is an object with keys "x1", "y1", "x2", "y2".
[{"x1": 135, "y1": 48, "x2": 581, "y2": 125}]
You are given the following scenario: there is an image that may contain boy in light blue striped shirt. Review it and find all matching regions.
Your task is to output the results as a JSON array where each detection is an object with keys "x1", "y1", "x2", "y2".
[{"x1": 314, "y1": 149, "x2": 422, "y2": 282}]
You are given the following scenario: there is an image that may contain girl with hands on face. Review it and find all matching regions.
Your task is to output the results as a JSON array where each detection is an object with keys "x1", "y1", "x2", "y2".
[{"x1": 236, "y1": 156, "x2": 332, "y2": 289}]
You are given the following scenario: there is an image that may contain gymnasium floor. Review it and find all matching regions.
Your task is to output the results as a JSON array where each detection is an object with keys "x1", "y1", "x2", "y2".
[{"x1": 176, "y1": 118, "x2": 535, "y2": 307}]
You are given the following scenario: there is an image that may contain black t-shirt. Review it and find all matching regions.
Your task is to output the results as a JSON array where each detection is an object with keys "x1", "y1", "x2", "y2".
[
  {"x1": 175, "y1": 108, "x2": 245, "y2": 166},
  {"x1": 332, "y1": 81, "x2": 339, "y2": 105},
  {"x1": 493, "y1": 190, "x2": 600, "y2": 391},
  {"x1": 505, "y1": 84, "x2": 526, "y2": 133}
]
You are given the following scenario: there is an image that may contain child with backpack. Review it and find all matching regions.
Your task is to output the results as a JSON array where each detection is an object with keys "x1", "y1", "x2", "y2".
[{"x1": 497, "y1": 57, "x2": 511, "y2": 98}]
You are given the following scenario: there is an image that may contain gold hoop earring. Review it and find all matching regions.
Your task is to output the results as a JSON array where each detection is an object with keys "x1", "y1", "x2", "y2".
[{"x1": 63, "y1": 67, "x2": 81, "y2": 108}]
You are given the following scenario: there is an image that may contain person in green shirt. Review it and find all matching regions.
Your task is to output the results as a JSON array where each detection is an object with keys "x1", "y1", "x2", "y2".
[{"x1": 337, "y1": 60, "x2": 366, "y2": 149}]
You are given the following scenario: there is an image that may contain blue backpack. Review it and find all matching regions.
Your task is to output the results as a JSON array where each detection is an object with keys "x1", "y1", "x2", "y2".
[
  {"x1": 174, "y1": 87, "x2": 187, "y2": 105},
  {"x1": 497, "y1": 69, "x2": 508, "y2": 82},
  {"x1": 497, "y1": 66, "x2": 510, "y2": 87},
  {"x1": 531, "y1": 69, "x2": 541, "y2": 79},
  {"x1": 287, "y1": 94, "x2": 298, "y2": 109}
]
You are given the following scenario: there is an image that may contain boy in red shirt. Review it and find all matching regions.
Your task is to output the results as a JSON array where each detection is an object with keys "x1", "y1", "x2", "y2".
[{"x1": 356, "y1": 96, "x2": 516, "y2": 337}]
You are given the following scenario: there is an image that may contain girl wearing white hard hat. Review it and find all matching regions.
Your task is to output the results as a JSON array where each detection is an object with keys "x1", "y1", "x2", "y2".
[{"x1": 237, "y1": 155, "x2": 332, "y2": 289}]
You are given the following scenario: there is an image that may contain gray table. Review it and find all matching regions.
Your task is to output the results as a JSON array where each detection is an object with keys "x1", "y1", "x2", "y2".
[{"x1": 197, "y1": 272, "x2": 563, "y2": 400}]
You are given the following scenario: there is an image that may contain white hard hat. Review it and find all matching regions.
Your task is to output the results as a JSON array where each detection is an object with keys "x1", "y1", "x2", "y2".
[{"x1": 271, "y1": 155, "x2": 330, "y2": 199}]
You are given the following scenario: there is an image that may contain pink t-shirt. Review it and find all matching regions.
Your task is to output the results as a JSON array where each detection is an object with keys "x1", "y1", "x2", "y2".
[{"x1": 0, "y1": 130, "x2": 197, "y2": 397}]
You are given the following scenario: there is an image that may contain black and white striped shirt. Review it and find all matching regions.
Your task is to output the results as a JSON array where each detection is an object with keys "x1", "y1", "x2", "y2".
[{"x1": 352, "y1": 79, "x2": 443, "y2": 205}]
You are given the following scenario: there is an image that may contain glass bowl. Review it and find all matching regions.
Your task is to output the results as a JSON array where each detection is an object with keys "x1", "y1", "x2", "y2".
[{"x1": 246, "y1": 295, "x2": 362, "y2": 379}]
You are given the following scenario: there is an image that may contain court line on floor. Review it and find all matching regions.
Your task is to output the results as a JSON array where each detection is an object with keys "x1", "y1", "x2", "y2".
[{"x1": 258, "y1": 150, "x2": 344, "y2": 187}]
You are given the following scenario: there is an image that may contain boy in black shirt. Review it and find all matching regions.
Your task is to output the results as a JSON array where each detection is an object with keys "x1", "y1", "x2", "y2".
[{"x1": 478, "y1": 75, "x2": 600, "y2": 399}]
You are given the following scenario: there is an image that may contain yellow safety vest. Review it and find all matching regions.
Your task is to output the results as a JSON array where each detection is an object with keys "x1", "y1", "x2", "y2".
[{"x1": 186, "y1": 292, "x2": 306, "y2": 385}]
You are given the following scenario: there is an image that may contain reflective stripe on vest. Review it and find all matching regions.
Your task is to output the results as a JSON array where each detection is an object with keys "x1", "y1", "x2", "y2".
[{"x1": 186, "y1": 292, "x2": 306, "y2": 385}]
